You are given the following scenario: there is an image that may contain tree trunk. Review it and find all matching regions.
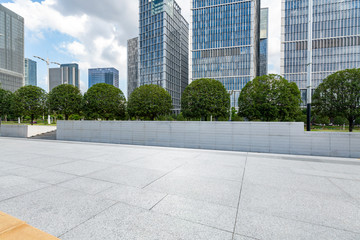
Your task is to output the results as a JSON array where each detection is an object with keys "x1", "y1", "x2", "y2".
[
  {"x1": 31, "y1": 115, "x2": 34, "y2": 125},
  {"x1": 349, "y1": 117, "x2": 354, "y2": 132},
  {"x1": 65, "y1": 114, "x2": 69, "y2": 120}
]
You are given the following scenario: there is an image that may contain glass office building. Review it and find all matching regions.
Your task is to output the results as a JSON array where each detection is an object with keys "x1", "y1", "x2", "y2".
[
  {"x1": 191, "y1": 0, "x2": 261, "y2": 108},
  {"x1": 0, "y1": 4, "x2": 24, "y2": 92},
  {"x1": 127, "y1": 37, "x2": 139, "y2": 99},
  {"x1": 260, "y1": 8, "x2": 269, "y2": 77},
  {"x1": 49, "y1": 63, "x2": 79, "y2": 91},
  {"x1": 139, "y1": 0, "x2": 189, "y2": 112},
  {"x1": 89, "y1": 68, "x2": 119, "y2": 89},
  {"x1": 281, "y1": 0, "x2": 360, "y2": 104},
  {"x1": 24, "y1": 58, "x2": 37, "y2": 86}
]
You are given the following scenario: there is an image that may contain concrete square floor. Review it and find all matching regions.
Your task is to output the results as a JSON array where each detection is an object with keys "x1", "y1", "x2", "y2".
[{"x1": 0, "y1": 137, "x2": 360, "y2": 240}]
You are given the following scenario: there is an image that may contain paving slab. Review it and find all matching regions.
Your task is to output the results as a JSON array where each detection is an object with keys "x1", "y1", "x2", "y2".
[
  {"x1": 235, "y1": 210, "x2": 360, "y2": 240},
  {"x1": 48, "y1": 160, "x2": 114, "y2": 176},
  {"x1": 29, "y1": 170, "x2": 78, "y2": 184},
  {"x1": 0, "y1": 175, "x2": 49, "y2": 202},
  {"x1": 0, "y1": 186, "x2": 115, "y2": 237},
  {"x1": 145, "y1": 172, "x2": 242, "y2": 208},
  {"x1": 239, "y1": 183, "x2": 360, "y2": 233},
  {"x1": 60, "y1": 202, "x2": 234, "y2": 240},
  {"x1": 152, "y1": 194, "x2": 237, "y2": 232},
  {"x1": 96, "y1": 184, "x2": 167, "y2": 210},
  {"x1": 58, "y1": 177, "x2": 116, "y2": 195},
  {"x1": 329, "y1": 178, "x2": 360, "y2": 201},
  {"x1": 87, "y1": 165, "x2": 167, "y2": 188}
]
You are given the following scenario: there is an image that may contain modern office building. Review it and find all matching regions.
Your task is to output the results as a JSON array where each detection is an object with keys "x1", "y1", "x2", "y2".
[
  {"x1": 281, "y1": 0, "x2": 360, "y2": 104},
  {"x1": 49, "y1": 63, "x2": 79, "y2": 91},
  {"x1": 24, "y1": 58, "x2": 37, "y2": 86},
  {"x1": 49, "y1": 68, "x2": 61, "y2": 91},
  {"x1": 139, "y1": 0, "x2": 189, "y2": 113},
  {"x1": 191, "y1": 0, "x2": 261, "y2": 108},
  {"x1": 0, "y1": 4, "x2": 24, "y2": 92},
  {"x1": 260, "y1": 8, "x2": 269, "y2": 76},
  {"x1": 127, "y1": 37, "x2": 139, "y2": 99},
  {"x1": 89, "y1": 68, "x2": 119, "y2": 89}
]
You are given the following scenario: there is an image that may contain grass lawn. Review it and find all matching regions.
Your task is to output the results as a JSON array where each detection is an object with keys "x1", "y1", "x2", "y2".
[
  {"x1": 308, "y1": 126, "x2": 360, "y2": 132},
  {"x1": 0, "y1": 121, "x2": 57, "y2": 126}
]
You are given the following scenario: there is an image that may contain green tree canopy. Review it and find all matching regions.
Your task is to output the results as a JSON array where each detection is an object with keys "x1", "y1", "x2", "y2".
[
  {"x1": 313, "y1": 68, "x2": 360, "y2": 132},
  {"x1": 13, "y1": 86, "x2": 47, "y2": 125},
  {"x1": 82, "y1": 83, "x2": 126, "y2": 120},
  {"x1": 128, "y1": 84, "x2": 172, "y2": 120},
  {"x1": 238, "y1": 74, "x2": 302, "y2": 121},
  {"x1": 181, "y1": 78, "x2": 230, "y2": 120},
  {"x1": 0, "y1": 88, "x2": 13, "y2": 120},
  {"x1": 48, "y1": 84, "x2": 82, "y2": 120}
]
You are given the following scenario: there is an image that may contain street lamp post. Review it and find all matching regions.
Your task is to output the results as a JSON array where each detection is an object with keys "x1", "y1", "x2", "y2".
[
  {"x1": 34, "y1": 56, "x2": 61, "y2": 125},
  {"x1": 306, "y1": 0, "x2": 313, "y2": 131}
]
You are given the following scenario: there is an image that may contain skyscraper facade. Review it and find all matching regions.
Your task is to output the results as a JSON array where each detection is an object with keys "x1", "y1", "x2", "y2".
[
  {"x1": 191, "y1": 0, "x2": 261, "y2": 108},
  {"x1": 281, "y1": 0, "x2": 360, "y2": 104},
  {"x1": 61, "y1": 63, "x2": 79, "y2": 89},
  {"x1": 0, "y1": 5, "x2": 24, "y2": 92},
  {"x1": 49, "y1": 68, "x2": 61, "y2": 91},
  {"x1": 89, "y1": 68, "x2": 119, "y2": 89},
  {"x1": 49, "y1": 63, "x2": 79, "y2": 91},
  {"x1": 127, "y1": 37, "x2": 139, "y2": 99},
  {"x1": 24, "y1": 58, "x2": 37, "y2": 86},
  {"x1": 139, "y1": 0, "x2": 189, "y2": 112},
  {"x1": 260, "y1": 8, "x2": 269, "y2": 77}
]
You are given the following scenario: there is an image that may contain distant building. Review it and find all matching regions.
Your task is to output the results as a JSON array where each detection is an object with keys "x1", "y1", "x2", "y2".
[
  {"x1": 49, "y1": 63, "x2": 79, "y2": 91},
  {"x1": 49, "y1": 68, "x2": 61, "y2": 91},
  {"x1": 127, "y1": 37, "x2": 139, "y2": 99},
  {"x1": 281, "y1": 0, "x2": 360, "y2": 104},
  {"x1": 139, "y1": 0, "x2": 189, "y2": 113},
  {"x1": 24, "y1": 58, "x2": 37, "y2": 86},
  {"x1": 89, "y1": 68, "x2": 119, "y2": 89},
  {"x1": 260, "y1": 8, "x2": 269, "y2": 76},
  {"x1": 0, "y1": 4, "x2": 24, "y2": 92},
  {"x1": 191, "y1": 0, "x2": 261, "y2": 109}
]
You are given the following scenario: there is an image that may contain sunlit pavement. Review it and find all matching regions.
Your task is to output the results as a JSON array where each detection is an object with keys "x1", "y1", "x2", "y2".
[{"x1": 0, "y1": 137, "x2": 359, "y2": 240}]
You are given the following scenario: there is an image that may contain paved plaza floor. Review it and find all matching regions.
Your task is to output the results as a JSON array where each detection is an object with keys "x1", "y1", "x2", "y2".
[{"x1": 0, "y1": 137, "x2": 359, "y2": 240}]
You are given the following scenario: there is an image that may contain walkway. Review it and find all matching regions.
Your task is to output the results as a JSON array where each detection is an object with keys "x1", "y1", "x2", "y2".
[{"x1": 0, "y1": 138, "x2": 359, "y2": 239}]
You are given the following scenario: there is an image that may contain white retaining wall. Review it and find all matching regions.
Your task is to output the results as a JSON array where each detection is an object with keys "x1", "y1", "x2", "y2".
[
  {"x1": 56, "y1": 121, "x2": 360, "y2": 158},
  {"x1": 0, "y1": 125, "x2": 57, "y2": 138}
]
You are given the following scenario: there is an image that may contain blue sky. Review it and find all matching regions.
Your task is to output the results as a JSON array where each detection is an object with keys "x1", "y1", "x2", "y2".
[{"x1": 1, "y1": 0, "x2": 281, "y2": 96}]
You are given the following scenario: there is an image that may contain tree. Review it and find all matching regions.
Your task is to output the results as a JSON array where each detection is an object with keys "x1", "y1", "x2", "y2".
[
  {"x1": 313, "y1": 68, "x2": 360, "y2": 132},
  {"x1": 333, "y1": 116, "x2": 347, "y2": 126},
  {"x1": 48, "y1": 84, "x2": 82, "y2": 120},
  {"x1": 181, "y1": 78, "x2": 230, "y2": 120},
  {"x1": 13, "y1": 86, "x2": 47, "y2": 125},
  {"x1": 0, "y1": 88, "x2": 13, "y2": 122},
  {"x1": 83, "y1": 83, "x2": 126, "y2": 120},
  {"x1": 238, "y1": 74, "x2": 302, "y2": 121},
  {"x1": 128, "y1": 84, "x2": 172, "y2": 120}
]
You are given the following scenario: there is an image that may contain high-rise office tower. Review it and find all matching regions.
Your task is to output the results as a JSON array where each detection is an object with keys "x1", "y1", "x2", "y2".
[
  {"x1": 0, "y1": 5, "x2": 24, "y2": 92},
  {"x1": 260, "y1": 8, "x2": 269, "y2": 77},
  {"x1": 127, "y1": 37, "x2": 139, "y2": 99},
  {"x1": 89, "y1": 68, "x2": 119, "y2": 89},
  {"x1": 49, "y1": 68, "x2": 61, "y2": 91},
  {"x1": 281, "y1": 0, "x2": 360, "y2": 104},
  {"x1": 49, "y1": 63, "x2": 79, "y2": 91},
  {"x1": 24, "y1": 58, "x2": 37, "y2": 86},
  {"x1": 191, "y1": 0, "x2": 261, "y2": 108},
  {"x1": 139, "y1": 0, "x2": 189, "y2": 113}
]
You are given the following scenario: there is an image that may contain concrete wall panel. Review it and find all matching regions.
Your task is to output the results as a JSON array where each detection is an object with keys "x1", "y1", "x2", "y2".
[{"x1": 56, "y1": 121, "x2": 360, "y2": 158}]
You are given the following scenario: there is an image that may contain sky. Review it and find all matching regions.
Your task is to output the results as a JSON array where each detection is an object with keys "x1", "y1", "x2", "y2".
[{"x1": 0, "y1": 0, "x2": 282, "y2": 95}]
